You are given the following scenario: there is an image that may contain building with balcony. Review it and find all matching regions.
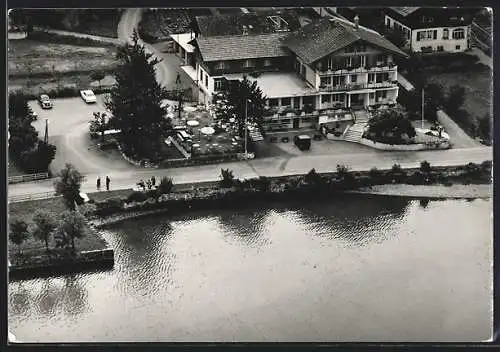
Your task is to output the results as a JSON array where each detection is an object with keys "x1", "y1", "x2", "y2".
[
  {"x1": 384, "y1": 7, "x2": 480, "y2": 53},
  {"x1": 178, "y1": 14, "x2": 408, "y2": 137}
]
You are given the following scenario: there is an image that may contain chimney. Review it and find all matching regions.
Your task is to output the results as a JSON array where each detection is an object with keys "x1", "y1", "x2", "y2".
[{"x1": 354, "y1": 14, "x2": 359, "y2": 29}]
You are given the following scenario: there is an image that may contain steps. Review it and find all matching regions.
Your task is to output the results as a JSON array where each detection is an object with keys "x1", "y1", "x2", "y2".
[
  {"x1": 343, "y1": 122, "x2": 367, "y2": 143},
  {"x1": 353, "y1": 109, "x2": 371, "y2": 124}
]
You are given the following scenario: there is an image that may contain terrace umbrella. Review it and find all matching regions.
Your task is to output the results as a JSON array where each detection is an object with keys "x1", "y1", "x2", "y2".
[
  {"x1": 200, "y1": 126, "x2": 215, "y2": 141},
  {"x1": 187, "y1": 120, "x2": 199, "y2": 127}
]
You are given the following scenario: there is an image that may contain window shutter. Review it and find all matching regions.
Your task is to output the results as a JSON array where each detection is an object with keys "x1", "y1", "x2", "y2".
[{"x1": 433, "y1": 30, "x2": 437, "y2": 39}]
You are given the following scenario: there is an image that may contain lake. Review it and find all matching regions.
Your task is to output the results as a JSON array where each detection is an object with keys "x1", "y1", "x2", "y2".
[{"x1": 8, "y1": 194, "x2": 493, "y2": 342}]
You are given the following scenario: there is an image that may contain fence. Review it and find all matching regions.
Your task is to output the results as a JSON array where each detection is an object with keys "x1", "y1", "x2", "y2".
[
  {"x1": 8, "y1": 192, "x2": 60, "y2": 203},
  {"x1": 8, "y1": 172, "x2": 50, "y2": 184}
]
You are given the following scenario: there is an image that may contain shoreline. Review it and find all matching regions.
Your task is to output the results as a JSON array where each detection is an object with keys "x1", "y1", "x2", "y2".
[{"x1": 348, "y1": 183, "x2": 492, "y2": 199}]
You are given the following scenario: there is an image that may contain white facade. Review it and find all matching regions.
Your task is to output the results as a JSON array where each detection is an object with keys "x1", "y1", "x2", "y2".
[
  {"x1": 411, "y1": 26, "x2": 469, "y2": 53},
  {"x1": 385, "y1": 14, "x2": 470, "y2": 53}
]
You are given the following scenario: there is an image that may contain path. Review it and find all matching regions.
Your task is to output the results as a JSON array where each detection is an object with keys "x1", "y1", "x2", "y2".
[
  {"x1": 117, "y1": 8, "x2": 179, "y2": 90},
  {"x1": 8, "y1": 147, "x2": 492, "y2": 200}
]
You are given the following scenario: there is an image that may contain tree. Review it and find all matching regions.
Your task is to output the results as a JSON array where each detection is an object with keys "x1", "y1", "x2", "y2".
[
  {"x1": 90, "y1": 71, "x2": 106, "y2": 89},
  {"x1": 424, "y1": 83, "x2": 445, "y2": 110},
  {"x1": 105, "y1": 29, "x2": 172, "y2": 160},
  {"x1": 478, "y1": 114, "x2": 491, "y2": 141},
  {"x1": 304, "y1": 168, "x2": 324, "y2": 186},
  {"x1": 215, "y1": 76, "x2": 267, "y2": 137},
  {"x1": 57, "y1": 210, "x2": 87, "y2": 254},
  {"x1": 157, "y1": 176, "x2": 173, "y2": 194},
  {"x1": 420, "y1": 160, "x2": 432, "y2": 174},
  {"x1": 219, "y1": 168, "x2": 235, "y2": 188},
  {"x1": 367, "y1": 108, "x2": 416, "y2": 142},
  {"x1": 89, "y1": 112, "x2": 108, "y2": 142},
  {"x1": 21, "y1": 141, "x2": 57, "y2": 173},
  {"x1": 445, "y1": 85, "x2": 466, "y2": 114},
  {"x1": 9, "y1": 218, "x2": 30, "y2": 256},
  {"x1": 53, "y1": 163, "x2": 85, "y2": 211},
  {"x1": 32, "y1": 210, "x2": 58, "y2": 257}
]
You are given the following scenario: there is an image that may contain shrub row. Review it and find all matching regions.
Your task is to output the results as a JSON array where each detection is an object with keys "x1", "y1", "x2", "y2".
[{"x1": 91, "y1": 162, "x2": 491, "y2": 218}]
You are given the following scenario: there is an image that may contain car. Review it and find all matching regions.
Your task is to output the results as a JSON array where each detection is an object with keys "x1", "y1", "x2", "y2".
[
  {"x1": 80, "y1": 89, "x2": 97, "y2": 104},
  {"x1": 38, "y1": 94, "x2": 52, "y2": 109}
]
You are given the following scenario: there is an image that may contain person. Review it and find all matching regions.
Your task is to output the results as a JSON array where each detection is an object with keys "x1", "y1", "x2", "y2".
[
  {"x1": 151, "y1": 176, "x2": 156, "y2": 187},
  {"x1": 96, "y1": 177, "x2": 101, "y2": 190},
  {"x1": 106, "y1": 176, "x2": 110, "y2": 191}
]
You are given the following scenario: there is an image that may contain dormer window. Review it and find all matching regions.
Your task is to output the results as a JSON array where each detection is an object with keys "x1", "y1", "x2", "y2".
[
  {"x1": 422, "y1": 16, "x2": 434, "y2": 23},
  {"x1": 216, "y1": 61, "x2": 226, "y2": 70},
  {"x1": 452, "y1": 28, "x2": 465, "y2": 39}
]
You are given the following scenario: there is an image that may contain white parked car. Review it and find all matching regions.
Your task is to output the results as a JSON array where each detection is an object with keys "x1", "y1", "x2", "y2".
[{"x1": 80, "y1": 89, "x2": 97, "y2": 104}]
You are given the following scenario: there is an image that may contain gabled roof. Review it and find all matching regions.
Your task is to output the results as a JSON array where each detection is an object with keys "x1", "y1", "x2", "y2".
[
  {"x1": 391, "y1": 7, "x2": 421, "y2": 17},
  {"x1": 195, "y1": 10, "x2": 301, "y2": 37},
  {"x1": 195, "y1": 32, "x2": 289, "y2": 62},
  {"x1": 282, "y1": 17, "x2": 409, "y2": 64}
]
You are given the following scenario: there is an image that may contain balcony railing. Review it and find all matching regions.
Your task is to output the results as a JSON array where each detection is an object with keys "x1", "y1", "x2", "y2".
[
  {"x1": 318, "y1": 81, "x2": 398, "y2": 92},
  {"x1": 317, "y1": 64, "x2": 397, "y2": 76}
]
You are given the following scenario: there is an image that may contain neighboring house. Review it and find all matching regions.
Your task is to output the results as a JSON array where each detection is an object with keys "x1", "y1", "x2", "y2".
[
  {"x1": 182, "y1": 15, "x2": 408, "y2": 137},
  {"x1": 384, "y1": 7, "x2": 480, "y2": 53}
]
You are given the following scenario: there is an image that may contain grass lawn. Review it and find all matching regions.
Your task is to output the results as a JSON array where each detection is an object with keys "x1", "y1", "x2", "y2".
[
  {"x1": 424, "y1": 64, "x2": 492, "y2": 120},
  {"x1": 8, "y1": 32, "x2": 118, "y2": 95},
  {"x1": 8, "y1": 197, "x2": 108, "y2": 260}
]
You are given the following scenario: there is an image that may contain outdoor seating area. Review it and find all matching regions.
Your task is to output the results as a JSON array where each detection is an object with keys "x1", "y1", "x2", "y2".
[{"x1": 167, "y1": 104, "x2": 243, "y2": 159}]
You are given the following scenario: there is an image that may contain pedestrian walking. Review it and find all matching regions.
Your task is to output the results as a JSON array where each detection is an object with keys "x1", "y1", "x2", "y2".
[
  {"x1": 106, "y1": 176, "x2": 110, "y2": 191},
  {"x1": 96, "y1": 177, "x2": 101, "y2": 190},
  {"x1": 151, "y1": 176, "x2": 156, "y2": 187}
]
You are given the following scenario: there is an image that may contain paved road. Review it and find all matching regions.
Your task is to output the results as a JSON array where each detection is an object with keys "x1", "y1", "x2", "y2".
[
  {"x1": 8, "y1": 147, "x2": 492, "y2": 199},
  {"x1": 118, "y1": 8, "x2": 179, "y2": 90}
]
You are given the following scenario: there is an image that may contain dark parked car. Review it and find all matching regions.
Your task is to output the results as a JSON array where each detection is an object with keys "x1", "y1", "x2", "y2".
[
  {"x1": 38, "y1": 94, "x2": 52, "y2": 109},
  {"x1": 294, "y1": 135, "x2": 311, "y2": 151}
]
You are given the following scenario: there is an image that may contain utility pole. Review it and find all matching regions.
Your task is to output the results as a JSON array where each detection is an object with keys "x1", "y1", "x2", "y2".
[
  {"x1": 44, "y1": 118, "x2": 49, "y2": 144},
  {"x1": 245, "y1": 99, "x2": 249, "y2": 158}
]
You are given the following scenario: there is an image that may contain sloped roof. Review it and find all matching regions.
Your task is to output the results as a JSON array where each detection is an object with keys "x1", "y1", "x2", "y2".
[
  {"x1": 282, "y1": 17, "x2": 408, "y2": 64},
  {"x1": 391, "y1": 7, "x2": 421, "y2": 17},
  {"x1": 195, "y1": 32, "x2": 289, "y2": 62},
  {"x1": 195, "y1": 11, "x2": 301, "y2": 37}
]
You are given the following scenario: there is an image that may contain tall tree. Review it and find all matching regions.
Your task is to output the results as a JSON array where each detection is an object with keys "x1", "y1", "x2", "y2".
[
  {"x1": 53, "y1": 163, "x2": 85, "y2": 211},
  {"x1": 89, "y1": 112, "x2": 108, "y2": 142},
  {"x1": 105, "y1": 29, "x2": 172, "y2": 159},
  {"x1": 367, "y1": 108, "x2": 416, "y2": 141},
  {"x1": 445, "y1": 85, "x2": 466, "y2": 114},
  {"x1": 214, "y1": 77, "x2": 267, "y2": 137},
  {"x1": 90, "y1": 71, "x2": 106, "y2": 89},
  {"x1": 9, "y1": 218, "x2": 30, "y2": 256},
  {"x1": 32, "y1": 210, "x2": 58, "y2": 257},
  {"x1": 57, "y1": 210, "x2": 87, "y2": 254}
]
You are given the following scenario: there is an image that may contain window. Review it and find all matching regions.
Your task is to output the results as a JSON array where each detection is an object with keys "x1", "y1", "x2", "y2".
[
  {"x1": 200, "y1": 70, "x2": 203, "y2": 80},
  {"x1": 456, "y1": 45, "x2": 461, "y2": 50},
  {"x1": 327, "y1": 57, "x2": 334, "y2": 69},
  {"x1": 421, "y1": 16, "x2": 434, "y2": 23},
  {"x1": 443, "y1": 29, "x2": 449, "y2": 39},
  {"x1": 376, "y1": 90, "x2": 387, "y2": 100},
  {"x1": 386, "y1": 17, "x2": 390, "y2": 26},
  {"x1": 345, "y1": 56, "x2": 352, "y2": 67},
  {"x1": 369, "y1": 92, "x2": 375, "y2": 99},
  {"x1": 243, "y1": 59, "x2": 254, "y2": 68},
  {"x1": 417, "y1": 30, "x2": 437, "y2": 41},
  {"x1": 264, "y1": 58, "x2": 272, "y2": 67},
  {"x1": 360, "y1": 55, "x2": 366, "y2": 67},
  {"x1": 269, "y1": 99, "x2": 279, "y2": 107},
  {"x1": 281, "y1": 97, "x2": 291, "y2": 106},
  {"x1": 301, "y1": 64, "x2": 306, "y2": 76},
  {"x1": 215, "y1": 61, "x2": 226, "y2": 70},
  {"x1": 332, "y1": 94, "x2": 344, "y2": 102},
  {"x1": 205, "y1": 75, "x2": 208, "y2": 87},
  {"x1": 333, "y1": 76, "x2": 346, "y2": 86},
  {"x1": 452, "y1": 28, "x2": 465, "y2": 40},
  {"x1": 214, "y1": 78, "x2": 224, "y2": 91},
  {"x1": 350, "y1": 75, "x2": 357, "y2": 83},
  {"x1": 437, "y1": 45, "x2": 444, "y2": 51},
  {"x1": 321, "y1": 95, "x2": 331, "y2": 104},
  {"x1": 368, "y1": 73, "x2": 375, "y2": 83},
  {"x1": 320, "y1": 76, "x2": 331, "y2": 86},
  {"x1": 376, "y1": 54, "x2": 386, "y2": 64},
  {"x1": 293, "y1": 97, "x2": 300, "y2": 107}
]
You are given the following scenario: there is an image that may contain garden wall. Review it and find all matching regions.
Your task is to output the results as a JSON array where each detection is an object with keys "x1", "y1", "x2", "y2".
[{"x1": 359, "y1": 137, "x2": 450, "y2": 151}]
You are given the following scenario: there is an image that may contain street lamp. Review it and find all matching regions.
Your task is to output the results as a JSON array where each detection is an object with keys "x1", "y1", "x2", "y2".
[
  {"x1": 245, "y1": 99, "x2": 251, "y2": 158},
  {"x1": 44, "y1": 118, "x2": 49, "y2": 144}
]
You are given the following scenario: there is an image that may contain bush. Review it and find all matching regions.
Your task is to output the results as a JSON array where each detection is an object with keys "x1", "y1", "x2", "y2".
[
  {"x1": 95, "y1": 197, "x2": 124, "y2": 216},
  {"x1": 219, "y1": 168, "x2": 235, "y2": 189},
  {"x1": 157, "y1": 177, "x2": 173, "y2": 194},
  {"x1": 99, "y1": 140, "x2": 118, "y2": 150},
  {"x1": 420, "y1": 160, "x2": 432, "y2": 174},
  {"x1": 304, "y1": 168, "x2": 324, "y2": 186},
  {"x1": 126, "y1": 191, "x2": 148, "y2": 203},
  {"x1": 145, "y1": 189, "x2": 160, "y2": 199}
]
